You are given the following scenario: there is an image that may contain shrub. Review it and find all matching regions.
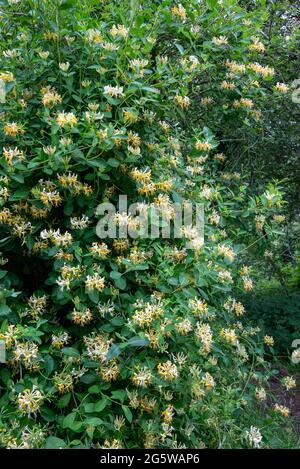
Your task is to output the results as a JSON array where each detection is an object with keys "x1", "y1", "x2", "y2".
[
  {"x1": 243, "y1": 287, "x2": 300, "y2": 355},
  {"x1": 0, "y1": 0, "x2": 295, "y2": 449}
]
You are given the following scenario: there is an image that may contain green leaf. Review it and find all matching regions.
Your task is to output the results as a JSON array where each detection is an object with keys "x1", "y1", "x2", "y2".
[
  {"x1": 175, "y1": 43, "x2": 184, "y2": 55},
  {"x1": 111, "y1": 389, "x2": 126, "y2": 402},
  {"x1": 94, "y1": 398, "x2": 108, "y2": 412},
  {"x1": 0, "y1": 304, "x2": 10, "y2": 317},
  {"x1": 84, "y1": 417, "x2": 102, "y2": 426},
  {"x1": 141, "y1": 86, "x2": 160, "y2": 94},
  {"x1": 43, "y1": 354, "x2": 55, "y2": 374},
  {"x1": 125, "y1": 263, "x2": 149, "y2": 273},
  {"x1": 114, "y1": 276, "x2": 127, "y2": 290},
  {"x1": 62, "y1": 412, "x2": 76, "y2": 429},
  {"x1": 110, "y1": 270, "x2": 122, "y2": 280},
  {"x1": 61, "y1": 347, "x2": 80, "y2": 357},
  {"x1": 80, "y1": 372, "x2": 97, "y2": 384},
  {"x1": 122, "y1": 405, "x2": 133, "y2": 423},
  {"x1": 10, "y1": 174, "x2": 24, "y2": 184},
  {"x1": 57, "y1": 392, "x2": 71, "y2": 408},
  {"x1": 126, "y1": 336, "x2": 149, "y2": 348},
  {"x1": 45, "y1": 437, "x2": 67, "y2": 449},
  {"x1": 83, "y1": 403, "x2": 95, "y2": 413},
  {"x1": 87, "y1": 290, "x2": 99, "y2": 303},
  {"x1": 62, "y1": 415, "x2": 83, "y2": 432},
  {"x1": 9, "y1": 188, "x2": 30, "y2": 201},
  {"x1": 64, "y1": 201, "x2": 74, "y2": 216},
  {"x1": 105, "y1": 343, "x2": 121, "y2": 361},
  {"x1": 40, "y1": 406, "x2": 56, "y2": 422},
  {"x1": 88, "y1": 384, "x2": 102, "y2": 394},
  {"x1": 107, "y1": 158, "x2": 119, "y2": 167}
]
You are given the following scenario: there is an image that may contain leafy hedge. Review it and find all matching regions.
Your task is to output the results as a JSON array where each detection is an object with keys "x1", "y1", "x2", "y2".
[{"x1": 0, "y1": 0, "x2": 296, "y2": 449}]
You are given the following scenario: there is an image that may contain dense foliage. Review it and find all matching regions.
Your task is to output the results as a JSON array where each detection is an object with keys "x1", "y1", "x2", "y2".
[{"x1": 0, "y1": 0, "x2": 298, "y2": 449}]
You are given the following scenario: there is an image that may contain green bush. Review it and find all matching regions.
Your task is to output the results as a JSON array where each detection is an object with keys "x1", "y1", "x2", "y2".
[
  {"x1": 243, "y1": 288, "x2": 300, "y2": 355},
  {"x1": 0, "y1": 0, "x2": 297, "y2": 449}
]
